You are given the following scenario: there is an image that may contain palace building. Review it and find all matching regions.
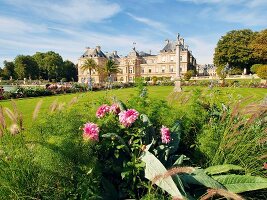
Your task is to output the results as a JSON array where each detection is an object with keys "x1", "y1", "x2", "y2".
[{"x1": 77, "y1": 35, "x2": 197, "y2": 83}]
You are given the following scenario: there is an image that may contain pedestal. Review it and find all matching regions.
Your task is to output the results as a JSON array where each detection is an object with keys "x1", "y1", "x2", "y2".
[{"x1": 173, "y1": 80, "x2": 182, "y2": 92}]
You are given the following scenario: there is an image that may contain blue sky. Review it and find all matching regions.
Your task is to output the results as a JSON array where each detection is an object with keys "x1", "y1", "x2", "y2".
[{"x1": 0, "y1": 0, "x2": 266, "y2": 66}]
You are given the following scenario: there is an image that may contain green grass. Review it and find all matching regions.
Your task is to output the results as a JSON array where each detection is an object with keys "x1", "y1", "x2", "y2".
[{"x1": 0, "y1": 86, "x2": 266, "y2": 128}]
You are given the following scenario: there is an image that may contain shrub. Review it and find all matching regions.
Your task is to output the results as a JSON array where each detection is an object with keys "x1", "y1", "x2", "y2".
[
  {"x1": 184, "y1": 70, "x2": 195, "y2": 81},
  {"x1": 251, "y1": 64, "x2": 262, "y2": 74},
  {"x1": 257, "y1": 65, "x2": 267, "y2": 80}
]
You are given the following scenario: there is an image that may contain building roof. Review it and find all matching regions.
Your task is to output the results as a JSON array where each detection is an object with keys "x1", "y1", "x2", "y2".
[
  {"x1": 81, "y1": 46, "x2": 106, "y2": 58},
  {"x1": 106, "y1": 51, "x2": 120, "y2": 59},
  {"x1": 160, "y1": 41, "x2": 177, "y2": 52},
  {"x1": 127, "y1": 47, "x2": 140, "y2": 57}
]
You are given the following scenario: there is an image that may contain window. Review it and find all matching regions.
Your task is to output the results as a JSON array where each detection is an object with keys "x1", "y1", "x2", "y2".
[
  {"x1": 148, "y1": 68, "x2": 152, "y2": 73},
  {"x1": 129, "y1": 77, "x2": 133, "y2": 82},
  {"x1": 161, "y1": 66, "x2": 165, "y2": 73},
  {"x1": 162, "y1": 56, "x2": 166, "y2": 62},
  {"x1": 129, "y1": 67, "x2": 133, "y2": 74},
  {"x1": 141, "y1": 68, "x2": 145, "y2": 73},
  {"x1": 120, "y1": 77, "x2": 124, "y2": 82},
  {"x1": 170, "y1": 66, "x2": 174, "y2": 72},
  {"x1": 180, "y1": 56, "x2": 182, "y2": 61},
  {"x1": 155, "y1": 67, "x2": 159, "y2": 73},
  {"x1": 170, "y1": 56, "x2": 174, "y2": 61}
]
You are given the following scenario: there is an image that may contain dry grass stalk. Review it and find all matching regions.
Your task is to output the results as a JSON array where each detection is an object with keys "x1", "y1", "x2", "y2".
[
  {"x1": 50, "y1": 99, "x2": 58, "y2": 113},
  {"x1": 68, "y1": 97, "x2": 78, "y2": 106},
  {"x1": 9, "y1": 123, "x2": 20, "y2": 135},
  {"x1": 4, "y1": 107, "x2": 18, "y2": 123},
  {"x1": 200, "y1": 189, "x2": 244, "y2": 200},
  {"x1": 57, "y1": 103, "x2": 66, "y2": 111},
  {"x1": 33, "y1": 100, "x2": 43, "y2": 120},
  {"x1": 152, "y1": 167, "x2": 195, "y2": 185},
  {"x1": 172, "y1": 197, "x2": 184, "y2": 200},
  {"x1": 0, "y1": 106, "x2": 6, "y2": 136}
]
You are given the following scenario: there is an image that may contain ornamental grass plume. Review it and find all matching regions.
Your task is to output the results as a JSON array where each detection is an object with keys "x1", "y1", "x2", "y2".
[
  {"x1": 96, "y1": 104, "x2": 110, "y2": 118},
  {"x1": 110, "y1": 103, "x2": 120, "y2": 114},
  {"x1": 83, "y1": 122, "x2": 99, "y2": 141},
  {"x1": 161, "y1": 125, "x2": 171, "y2": 144},
  {"x1": 118, "y1": 109, "x2": 139, "y2": 127}
]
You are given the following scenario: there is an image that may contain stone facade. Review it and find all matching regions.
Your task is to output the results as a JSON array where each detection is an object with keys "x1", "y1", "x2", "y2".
[{"x1": 77, "y1": 36, "x2": 197, "y2": 83}]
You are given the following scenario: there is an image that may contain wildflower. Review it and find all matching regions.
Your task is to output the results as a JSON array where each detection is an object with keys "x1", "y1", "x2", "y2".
[
  {"x1": 96, "y1": 104, "x2": 110, "y2": 118},
  {"x1": 264, "y1": 162, "x2": 267, "y2": 170},
  {"x1": 160, "y1": 125, "x2": 171, "y2": 144},
  {"x1": 83, "y1": 122, "x2": 99, "y2": 141},
  {"x1": 110, "y1": 103, "x2": 120, "y2": 114},
  {"x1": 118, "y1": 109, "x2": 139, "y2": 127}
]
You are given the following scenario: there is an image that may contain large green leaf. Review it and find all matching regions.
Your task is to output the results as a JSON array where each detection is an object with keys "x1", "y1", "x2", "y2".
[
  {"x1": 213, "y1": 174, "x2": 267, "y2": 193},
  {"x1": 141, "y1": 150, "x2": 183, "y2": 198},
  {"x1": 180, "y1": 169, "x2": 225, "y2": 189},
  {"x1": 205, "y1": 164, "x2": 244, "y2": 175}
]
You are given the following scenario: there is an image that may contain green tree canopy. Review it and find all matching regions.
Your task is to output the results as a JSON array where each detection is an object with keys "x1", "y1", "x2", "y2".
[
  {"x1": 14, "y1": 55, "x2": 39, "y2": 79},
  {"x1": 214, "y1": 29, "x2": 256, "y2": 71},
  {"x1": 1, "y1": 61, "x2": 16, "y2": 80},
  {"x1": 250, "y1": 29, "x2": 267, "y2": 64},
  {"x1": 102, "y1": 59, "x2": 120, "y2": 78},
  {"x1": 63, "y1": 60, "x2": 77, "y2": 81}
]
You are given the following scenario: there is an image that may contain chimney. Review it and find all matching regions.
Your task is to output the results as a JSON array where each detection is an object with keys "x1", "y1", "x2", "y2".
[
  {"x1": 180, "y1": 38, "x2": 184, "y2": 47},
  {"x1": 96, "y1": 46, "x2": 101, "y2": 52},
  {"x1": 185, "y1": 45, "x2": 189, "y2": 50},
  {"x1": 86, "y1": 46, "x2": 90, "y2": 49},
  {"x1": 113, "y1": 51, "x2": 117, "y2": 56},
  {"x1": 165, "y1": 39, "x2": 169, "y2": 45}
]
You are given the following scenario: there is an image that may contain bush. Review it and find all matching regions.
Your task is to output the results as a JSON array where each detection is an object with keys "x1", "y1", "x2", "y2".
[
  {"x1": 257, "y1": 65, "x2": 267, "y2": 80},
  {"x1": 184, "y1": 70, "x2": 195, "y2": 81},
  {"x1": 251, "y1": 64, "x2": 262, "y2": 74}
]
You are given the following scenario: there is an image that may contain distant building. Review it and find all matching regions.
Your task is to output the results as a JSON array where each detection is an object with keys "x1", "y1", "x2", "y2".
[
  {"x1": 77, "y1": 35, "x2": 197, "y2": 83},
  {"x1": 197, "y1": 64, "x2": 217, "y2": 77}
]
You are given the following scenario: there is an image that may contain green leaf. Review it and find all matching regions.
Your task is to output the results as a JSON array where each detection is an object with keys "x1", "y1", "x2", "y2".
[
  {"x1": 173, "y1": 155, "x2": 189, "y2": 166},
  {"x1": 169, "y1": 121, "x2": 182, "y2": 154},
  {"x1": 180, "y1": 169, "x2": 225, "y2": 189},
  {"x1": 116, "y1": 100, "x2": 127, "y2": 111},
  {"x1": 205, "y1": 164, "x2": 244, "y2": 175},
  {"x1": 102, "y1": 177, "x2": 118, "y2": 200},
  {"x1": 212, "y1": 174, "x2": 267, "y2": 193},
  {"x1": 101, "y1": 133, "x2": 130, "y2": 154},
  {"x1": 141, "y1": 150, "x2": 183, "y2": 198}
]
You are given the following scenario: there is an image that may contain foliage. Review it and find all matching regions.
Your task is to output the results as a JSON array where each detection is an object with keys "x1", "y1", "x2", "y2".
[
  {"x1": 196, "y1": 100, "x2": 267, "y2": 176},
  {"x1": 1, "y1": 61, "x2": 16, "y2": 80},
  {"x1": 256, "y1": 65, "x2": 267, "y2": 80},
  {"x1": 214, "y1": 29, "x2": 256, "y2": 70},
  {"x1": 184, "y1": 70, "x2": 195, "y2": 81},
  {"x1": 250, "y1": 29, "x2": 267, "y2": 63},
  {"x1": 14, "y1": 55, "x2": 39, "y2": 79},
  {"x1": 251, "y1": 64, "x2": 262, "y2": 74}
]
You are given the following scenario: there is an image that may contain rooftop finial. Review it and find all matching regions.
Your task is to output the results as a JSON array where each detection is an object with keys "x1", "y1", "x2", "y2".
[
  {"x1": 177, "y1": 33, "x2": 180, "y2": 41},
  {"x1": 133, "y1": 42, "x2": 136, "y2": 50}
]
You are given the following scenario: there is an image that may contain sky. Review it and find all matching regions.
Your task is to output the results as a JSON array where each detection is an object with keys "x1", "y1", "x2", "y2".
[{"x1": 0, "y1": 0, "x2": 266, "y2": 66}]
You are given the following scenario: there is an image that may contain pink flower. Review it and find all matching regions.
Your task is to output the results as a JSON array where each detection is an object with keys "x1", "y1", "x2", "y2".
[
  {"x1": 118, "y1": 109, "x2": 139, "y2": 127},
  {"x1": 83, "y1": 122, "x2": 99, "y2": 141},
  {"x1": 160, "y1": 125, "x2": 171, "y2": 144},
  {"x1": 96, "y1": 104, "x2": 110, "y2": 118},
  {"x1": 110, "y1": 103, "x2": 121, "y2": 114}
]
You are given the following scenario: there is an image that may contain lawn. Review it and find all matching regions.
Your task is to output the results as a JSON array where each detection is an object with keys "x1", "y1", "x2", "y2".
[{"x1": 0, "y1": 86, "x2": 266, "y2": 128}]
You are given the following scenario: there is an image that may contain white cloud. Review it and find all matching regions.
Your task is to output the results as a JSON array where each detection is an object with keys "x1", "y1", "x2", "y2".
[
  {"x1": 3, "y1": 0, "x2": 121, "y2": 23},
  {"x1": 127, "y1": 13, "x2": 174, "y2": 36},
  {"x1": 0, "y1": 16, "x2": 48, "y2": 34}
]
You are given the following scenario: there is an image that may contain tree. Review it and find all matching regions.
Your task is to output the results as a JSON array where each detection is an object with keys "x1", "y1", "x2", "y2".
[
  {"x1": 62, "y1": 60, "x2": 78, "y2": 81},
  {"x1": 32, "y1": 52, "x2": 46, "y2": 79},
  {"x1": 1, "y1": 61, "x2": 16, "y2": 80},
  {"x1": 102, "y1": 59, "x2": 120, "y2": 86},
  {"x1": 81, "y1": 58, "x2": 98, "y2": 89},
  {"x1": 14, "y1": 55, "x2": 39, "y2": 79},
  {"x1": 250, "y1": 29, "x2": 267, "y2": 64},
  {"x1": 214, "y1": 29, "x2": 256, "y2": 71},
  {"x1": 184, "y1": 70, "x2": 195, "y2": 81}
]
